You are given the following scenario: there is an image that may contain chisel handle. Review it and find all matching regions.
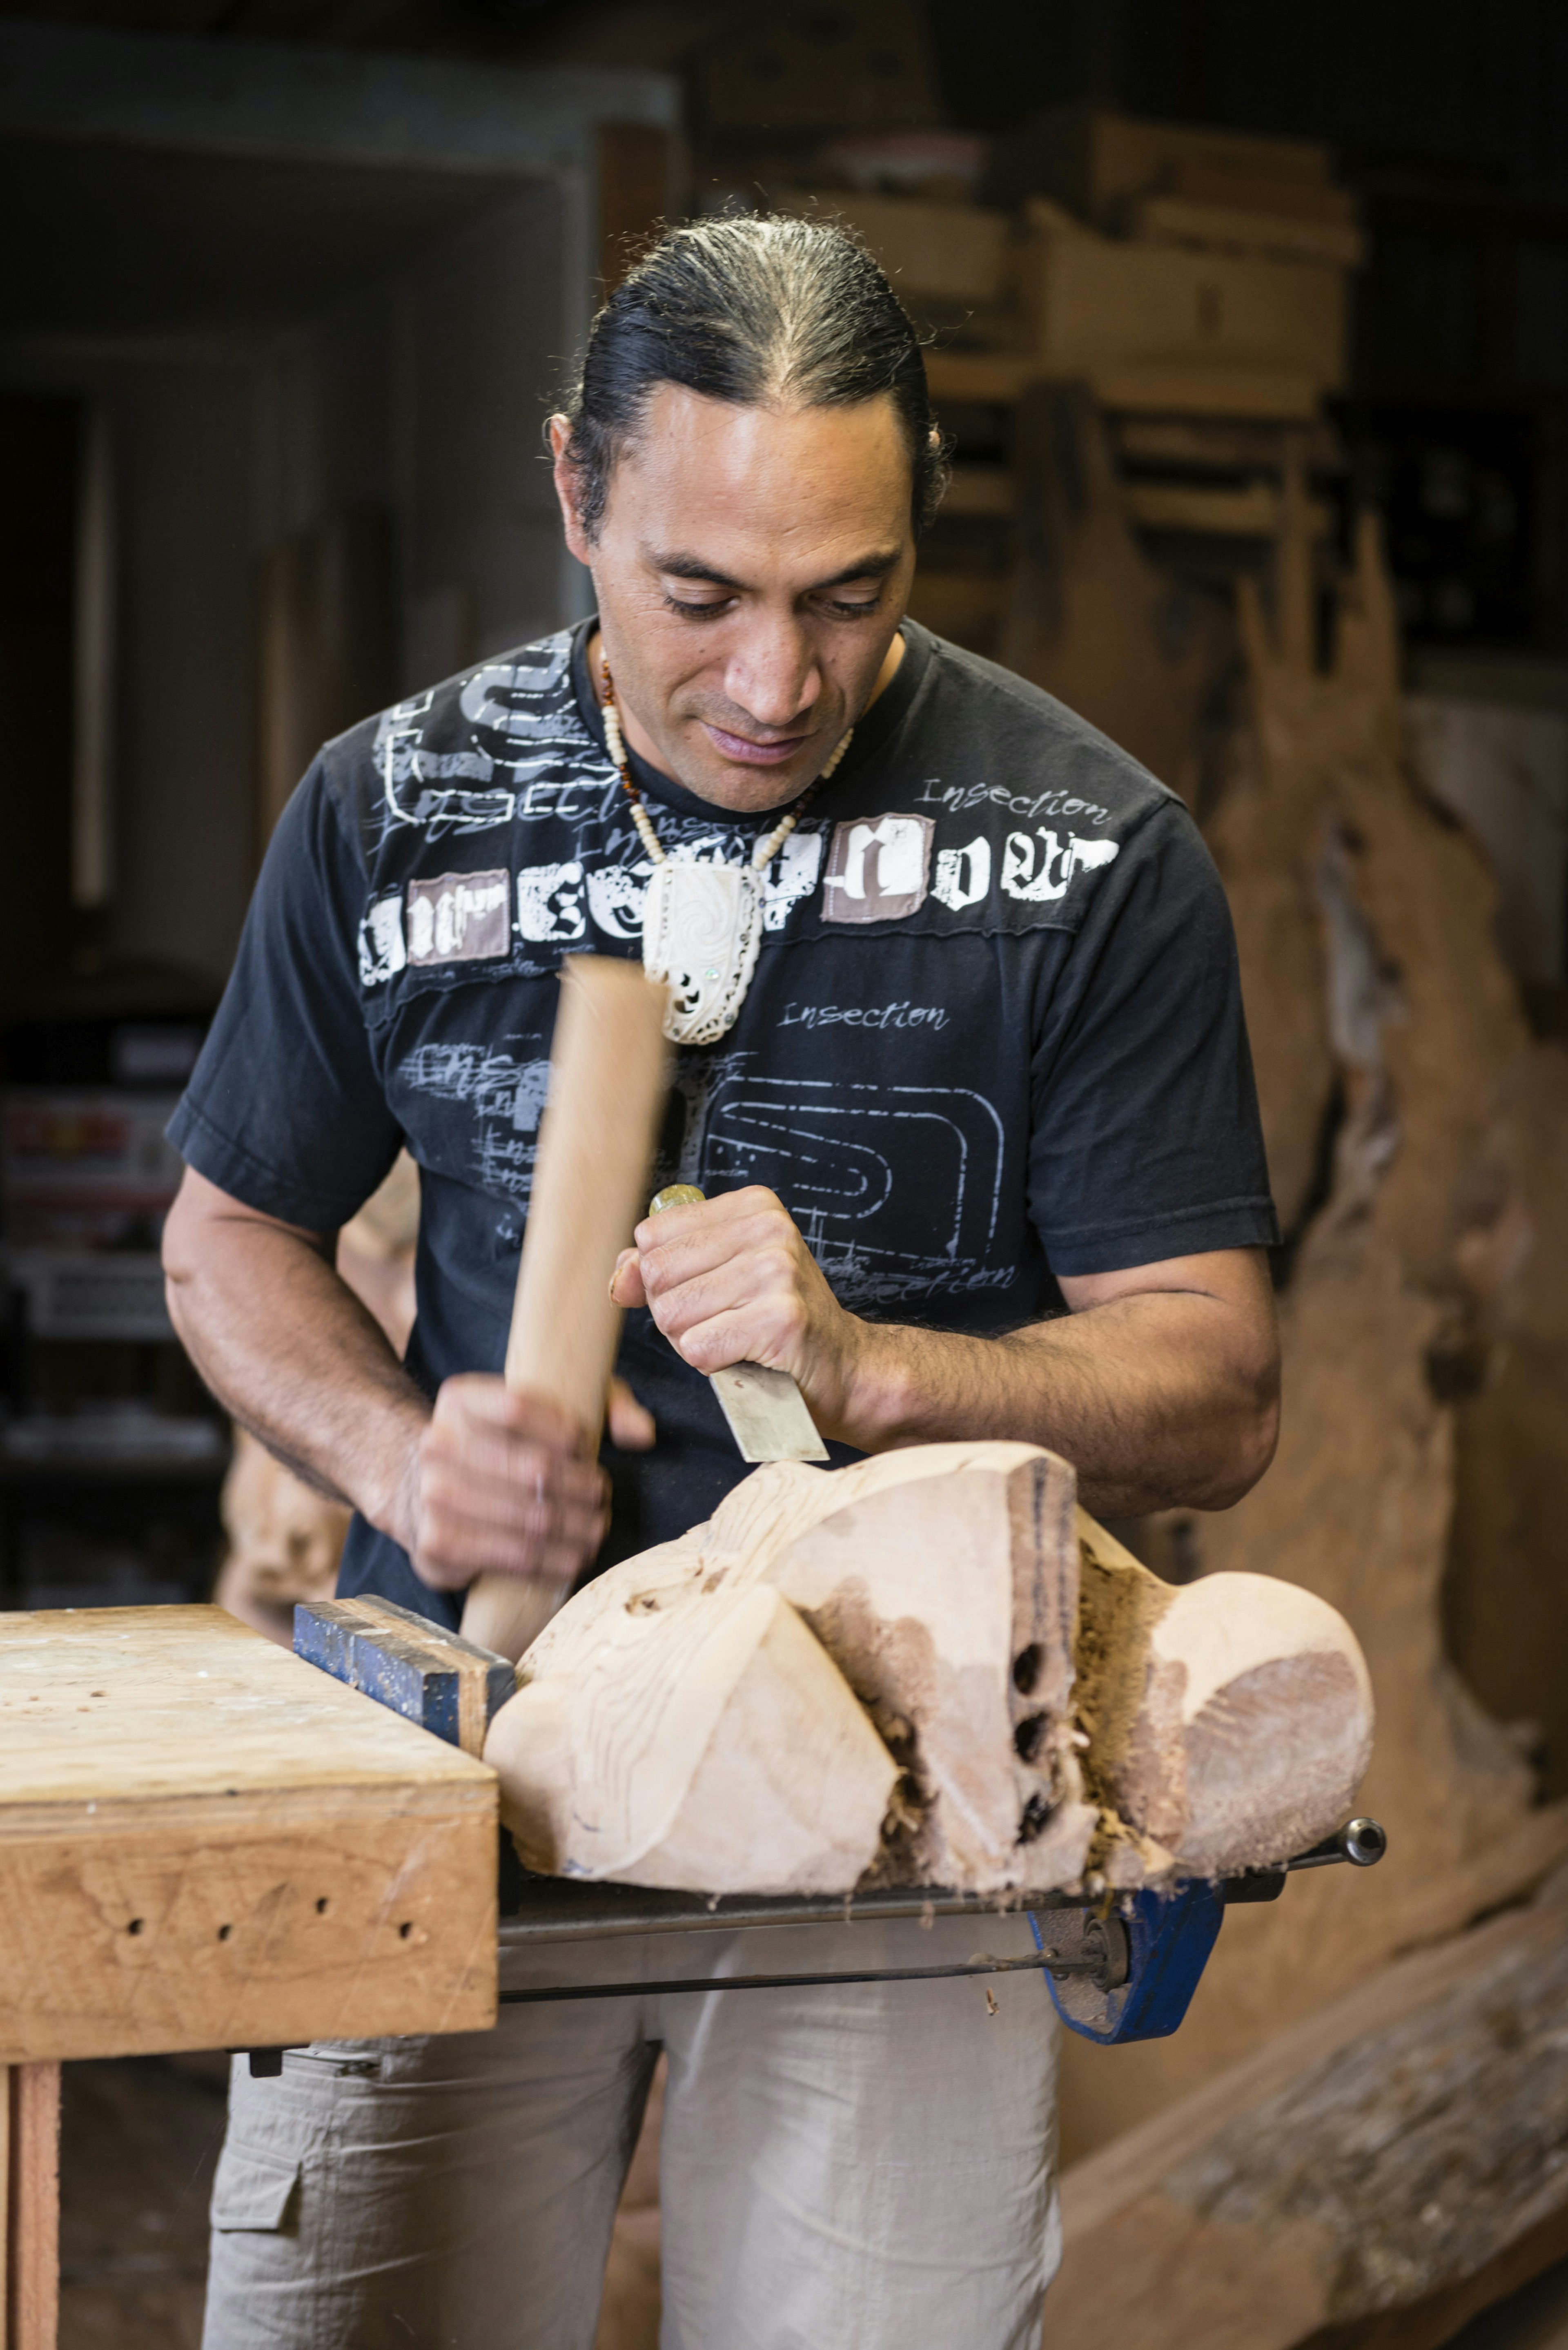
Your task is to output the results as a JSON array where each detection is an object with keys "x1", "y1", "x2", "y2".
[{"x1": 460, "y1": 955, "x2": 670, "y2": 1664}]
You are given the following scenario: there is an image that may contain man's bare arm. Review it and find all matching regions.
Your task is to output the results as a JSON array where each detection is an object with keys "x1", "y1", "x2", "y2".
[
  {"x1": 162, "y1": 1166, "x2": 611, "y2": 1592},
  {"x1": 613, "y1": 1188, "x2": 1279, "y2": 1518}
]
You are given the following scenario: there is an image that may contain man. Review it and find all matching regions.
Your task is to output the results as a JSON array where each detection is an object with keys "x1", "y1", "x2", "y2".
[{"x1": 166, "y1": 215, "x2": 1280, "y2": 2350}]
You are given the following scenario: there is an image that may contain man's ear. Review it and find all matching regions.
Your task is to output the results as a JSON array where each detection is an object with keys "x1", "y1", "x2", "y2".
[{"x1": 549, "y1": 415, "x2": 594, "y2": 566}]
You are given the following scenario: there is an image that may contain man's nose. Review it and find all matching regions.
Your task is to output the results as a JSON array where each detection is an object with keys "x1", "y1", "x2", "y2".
[{"x1": 724, "y1": 614, "x2": 822, "y2": 733}]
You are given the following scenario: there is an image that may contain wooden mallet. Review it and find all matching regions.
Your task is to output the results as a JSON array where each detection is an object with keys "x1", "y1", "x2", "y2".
[{"x1": 459, "y1": 955, "x2": 670, "y2": 1663}]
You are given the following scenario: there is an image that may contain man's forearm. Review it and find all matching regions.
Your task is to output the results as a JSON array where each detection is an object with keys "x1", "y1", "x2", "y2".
[
  {"x1": 164, "y1": 1205, "x2": 427, "y2": 1543},
  {"x1": 831, "y1": 1291, "x2": 1278, "y2": 1516}
]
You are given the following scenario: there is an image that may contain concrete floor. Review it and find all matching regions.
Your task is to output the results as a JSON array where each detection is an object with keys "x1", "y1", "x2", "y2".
[{"x1": 57, "y1": 2054, "x2": 1568, "y2": 2350}]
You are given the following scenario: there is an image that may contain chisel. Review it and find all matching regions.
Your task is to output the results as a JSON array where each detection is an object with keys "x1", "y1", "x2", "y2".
[{"x1": 647, "y1": 1185, "x2": 830, "y2": 1464}]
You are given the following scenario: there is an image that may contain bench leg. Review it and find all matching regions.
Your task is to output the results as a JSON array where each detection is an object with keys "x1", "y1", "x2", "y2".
[{"x1": 4, "y1": 2063, "x2": 59, "y2": 2350}]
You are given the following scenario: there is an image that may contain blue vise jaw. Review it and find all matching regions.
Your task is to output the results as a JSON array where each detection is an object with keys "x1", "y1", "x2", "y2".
[{"x1": 1029, "y1": 1817, "x2": 1387, "y2": 2046}]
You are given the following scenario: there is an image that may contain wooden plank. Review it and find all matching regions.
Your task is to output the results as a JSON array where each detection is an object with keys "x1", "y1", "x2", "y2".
[
  {"x1": 1124, "y1": 480, "x2": 1333, "y2": 537},
  {"x1": 1022, "y1": 214, "x2": 1348, "y2": 388},
  {"x1": 1129, "y1": 193, "x2": 1365, "y2": 271},
  {"x1": 0, "y1": 1607, "x2": 496, "y2": 2062},
  {"x1": 1038, "y1": 106, "x2": 1333, "y2": 223},
  {"x1": 773, "y1": 190, "x2": 1012, "y2": 305},
  {"x1": 1092, "y1": 363, "x2": 1322, "y2": 420},
  {"x1": 6, "y1": 2063, "x2": 58, "y2": 2350},
  {"x1": 1113, "y1": 416, "x2": 1342, "y2": 471},
  {"x1": 923, "y1": 348, "x2": 1322, "y2": 421},
  {"x1": 1051, "y1": 1885, "x2": 1568, "y2": 2349}
]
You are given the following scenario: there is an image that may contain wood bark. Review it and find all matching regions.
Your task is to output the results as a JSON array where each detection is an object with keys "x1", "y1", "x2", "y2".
[
  {"x1": 1047, "y1": 1872, "x2": 1568, "y2": 2350},
  {"x1": 487, "y1": 1443, "x2": 1372, "y2": 1896}
]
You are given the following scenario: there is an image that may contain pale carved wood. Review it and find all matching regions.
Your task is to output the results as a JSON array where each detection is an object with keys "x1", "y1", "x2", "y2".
[{"x1": 486, "y1": 1443, "x2": 1373, "y2": 1897}]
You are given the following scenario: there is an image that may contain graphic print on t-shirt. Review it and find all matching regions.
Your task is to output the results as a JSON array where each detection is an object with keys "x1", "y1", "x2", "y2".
[
  {"x1": 665, "y1": 1053, "x2": 1009, "y2": 1309},
  {"x1": 821, "y1": 815, "x2": 933, "y2": 924}
]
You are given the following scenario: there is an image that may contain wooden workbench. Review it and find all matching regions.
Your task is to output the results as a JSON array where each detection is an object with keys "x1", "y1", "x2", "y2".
[{"x1": 0, "y1": 1604, "x2": 499, "y2": 2348}]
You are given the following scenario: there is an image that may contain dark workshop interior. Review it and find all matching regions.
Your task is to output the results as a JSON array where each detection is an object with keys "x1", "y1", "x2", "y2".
[{"x1": 1, "y1": 2, "x2": 1566, "y2": 2344}]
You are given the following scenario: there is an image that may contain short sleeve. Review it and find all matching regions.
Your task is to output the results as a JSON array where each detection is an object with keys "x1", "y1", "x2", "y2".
[
  {"x1": 1028, "y1": 798, "x2": 1279, "y2": 1277},
  {"x1": 168, "y1": 765, "x2": 401, "y2": 1229}
]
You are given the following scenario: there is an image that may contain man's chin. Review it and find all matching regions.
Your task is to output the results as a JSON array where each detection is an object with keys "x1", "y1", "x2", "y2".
[{"x1": 679, "y1": 731, "x2": 831, "y2": 813}]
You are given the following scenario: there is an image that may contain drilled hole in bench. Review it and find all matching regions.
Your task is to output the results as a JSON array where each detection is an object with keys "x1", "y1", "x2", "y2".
[
  {"x1": 315, "y1": 1897, "x2": 330, "y2": 1915},
  {"x1": 1013, "y1": 1644, "x2": 1043, "y2": 1696},
  {"x1": 127, "y1": 1918, "x2": 144, "y2": 1936},
  {"x1": 217, "y1": 1924, "x2": 232, "y2": 1941},
  {"x1": 398, "y1": 1922, "x2": 413, "y2": 1940}
]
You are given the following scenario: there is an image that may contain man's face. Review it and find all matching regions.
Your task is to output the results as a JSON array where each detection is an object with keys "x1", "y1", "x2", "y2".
[{"x1": 551, "y1": 384, "x2": 917, "y2": 813}]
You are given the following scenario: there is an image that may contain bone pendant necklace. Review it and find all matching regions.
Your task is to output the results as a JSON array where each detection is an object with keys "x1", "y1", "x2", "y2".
[{"x1": 600, "y1": 662, "x2": 851, "y2": 1047}]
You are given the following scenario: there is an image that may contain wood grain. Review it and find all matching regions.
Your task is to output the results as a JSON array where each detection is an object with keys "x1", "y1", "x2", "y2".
[
  {"x1": 0, "y1": 1606, "x2": 496, "y2": 2063},
  {"x1": 1051, "y1": 1884, "x2": 1568, "y2": 2349},
  {"x1": 462, "y1": 955, "x2": 669, "y2": 1663},
  {"x1": 6, "y1": 2062, "x2": 58, "y2": 2350}
]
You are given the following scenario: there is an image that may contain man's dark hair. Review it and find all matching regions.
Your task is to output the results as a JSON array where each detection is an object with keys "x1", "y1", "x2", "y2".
[{"x1": 558, "y1": 214, "x2": 949, "y2": 539}]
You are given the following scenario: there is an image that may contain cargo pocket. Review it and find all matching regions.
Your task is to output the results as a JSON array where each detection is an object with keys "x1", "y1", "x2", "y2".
[{"x1": 211, "y1": 2140, "x2": 301, "y2": 2233}]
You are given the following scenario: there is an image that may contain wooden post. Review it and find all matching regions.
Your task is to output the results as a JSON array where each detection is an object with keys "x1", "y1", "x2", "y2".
[
  {"x1": 460, "y1": 956, "x2": 670, "y2": 1664},
  {"x1": 5, "y1": 2061, "x2": 60, "y2": 2350}
]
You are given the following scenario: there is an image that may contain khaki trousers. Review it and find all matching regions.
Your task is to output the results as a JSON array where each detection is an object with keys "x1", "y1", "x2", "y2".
[{"x1": 202, "y1": 1912, "x2": 1062, "y2": 2350}]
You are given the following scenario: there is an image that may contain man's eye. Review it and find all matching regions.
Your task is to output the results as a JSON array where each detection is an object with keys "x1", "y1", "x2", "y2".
[
  {"x1": 662, "y1": 594, "x2": 731, "y2": 621},
  {"x1": 821, "y1": 594, "x2": 882, "y2": 619}
]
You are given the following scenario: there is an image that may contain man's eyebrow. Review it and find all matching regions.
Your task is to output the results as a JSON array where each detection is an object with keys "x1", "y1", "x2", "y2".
[{"x1": 647, "y1": 549, "x2": 904, "y2": 591}]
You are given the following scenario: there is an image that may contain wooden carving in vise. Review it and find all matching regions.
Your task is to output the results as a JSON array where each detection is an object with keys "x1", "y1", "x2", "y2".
[
  {"x1": 998, "y1": 380, "x2": 1235, "y2": 807},
  {"x1": 485, "y1": 1442, "x2": 1373, "y2": 1897},
  {"x1": 1052, "y1": 497, "x2": 1568, "y2": 2199}
]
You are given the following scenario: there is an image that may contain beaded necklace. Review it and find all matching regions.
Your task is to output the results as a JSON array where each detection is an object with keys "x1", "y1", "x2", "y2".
[{"x1": 599, "y1": 660, "x2": 852, "y2": 1046}]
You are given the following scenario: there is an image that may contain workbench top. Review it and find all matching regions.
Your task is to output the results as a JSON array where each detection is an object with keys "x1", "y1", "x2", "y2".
[{"x1": 0, "y1": 1606, "x2": 498, "y2": 2063}]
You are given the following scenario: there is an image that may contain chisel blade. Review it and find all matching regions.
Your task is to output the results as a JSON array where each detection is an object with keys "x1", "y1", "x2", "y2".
[
  {"x1": 709, "y1": 1361, "x2": 830, "y2": 1464},
  {"x1": 647, "y1": 1184, "x2": 830, "y2": 1465}
]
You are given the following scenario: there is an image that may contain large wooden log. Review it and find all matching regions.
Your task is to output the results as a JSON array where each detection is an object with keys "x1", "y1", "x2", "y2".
[
  {"x1": 486, "y1": 1443, "x2": 1373, "y2": 1896},
  {"x1": 1047, "y1": 1871, "x2": 1568, "y2": 2350}
]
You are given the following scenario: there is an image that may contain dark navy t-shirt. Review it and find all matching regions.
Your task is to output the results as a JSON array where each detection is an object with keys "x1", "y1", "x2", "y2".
[{"x1": 170, "y1": 618, "x2": 1278, "y2": 1629}]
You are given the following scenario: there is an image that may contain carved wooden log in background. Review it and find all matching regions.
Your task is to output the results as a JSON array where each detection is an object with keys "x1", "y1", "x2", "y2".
[
  {"x1": 486, "y1": 1443, "x2": 1373, "y2": 1897},
  {"x1": 1056, "y1": 507, "x2": 1568, "y2": 2168}
]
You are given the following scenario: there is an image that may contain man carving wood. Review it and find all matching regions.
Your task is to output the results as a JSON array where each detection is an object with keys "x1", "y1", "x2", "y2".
[{"x1": 163, "y1": 216, "x2": 1282, "y2": 2350}]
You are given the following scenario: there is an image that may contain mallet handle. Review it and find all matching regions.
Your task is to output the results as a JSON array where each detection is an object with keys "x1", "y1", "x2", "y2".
[{"x1": 459, "y1": 955, "x2": 670, "y2": 1662}]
